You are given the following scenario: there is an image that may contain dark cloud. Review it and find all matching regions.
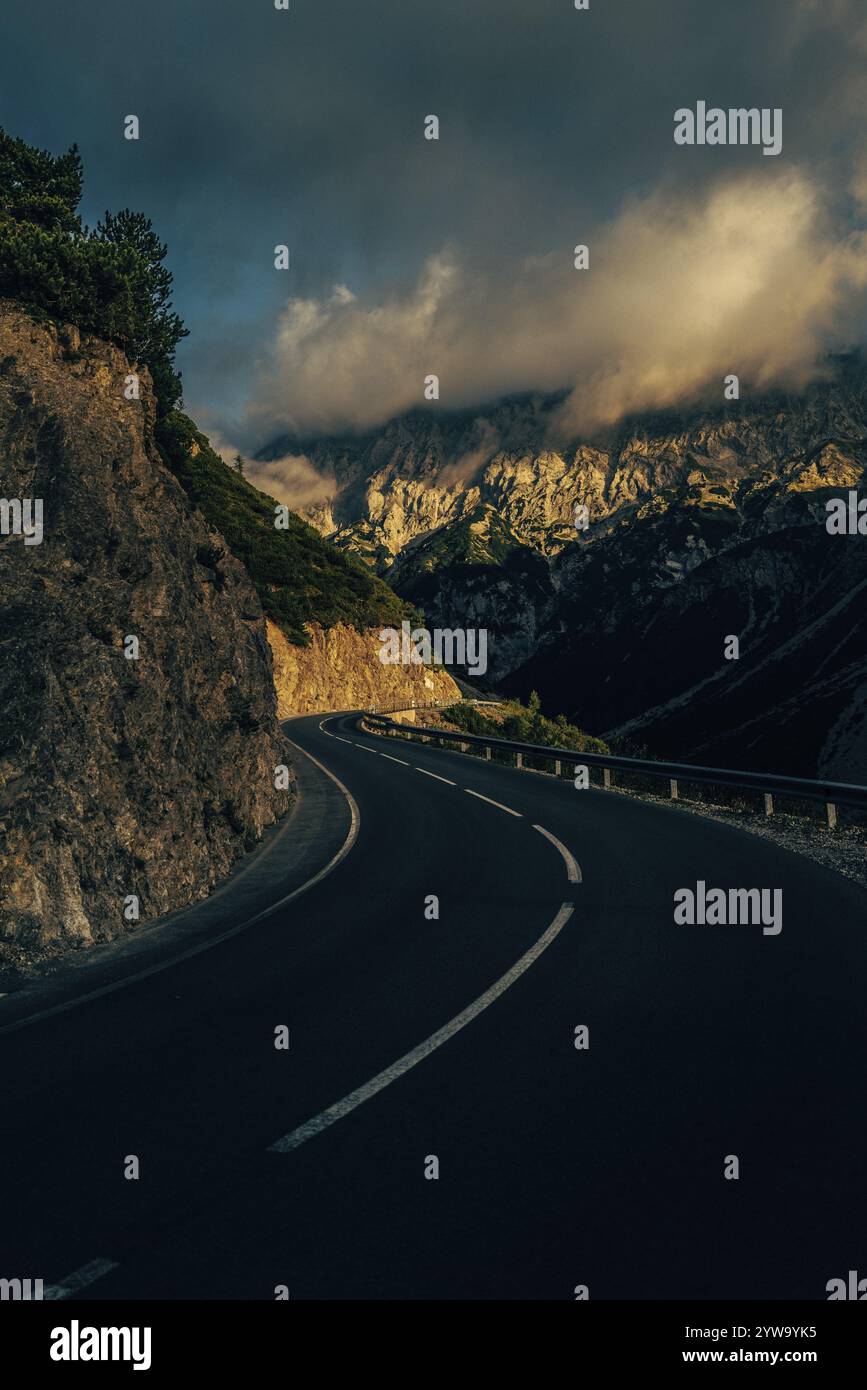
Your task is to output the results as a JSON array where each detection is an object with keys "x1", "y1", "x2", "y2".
[{"x1": 1, "y1": 0, "x2": 864, "y2": 442}]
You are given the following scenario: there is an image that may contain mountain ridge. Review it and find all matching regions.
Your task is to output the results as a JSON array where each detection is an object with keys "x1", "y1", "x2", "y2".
[{"x1": 260, "y1": 365, "x2": 867, "y2": 777}]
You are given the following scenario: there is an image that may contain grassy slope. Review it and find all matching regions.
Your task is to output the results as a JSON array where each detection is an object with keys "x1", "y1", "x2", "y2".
[
  {"x1": 156, "y1": 412, "x2": 411, "y2": 646},
  {"x1": 396, "y1": 504, "x2": 527, "y2": 577}
]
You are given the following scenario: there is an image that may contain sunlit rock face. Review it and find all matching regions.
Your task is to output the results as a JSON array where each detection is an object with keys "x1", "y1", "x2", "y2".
[
  {"x1": 0, "y1": 304, "x2": 292, "y2": 963},
  {"x1": 266, "y1": 619, "x2": 460, "y2": 718}
]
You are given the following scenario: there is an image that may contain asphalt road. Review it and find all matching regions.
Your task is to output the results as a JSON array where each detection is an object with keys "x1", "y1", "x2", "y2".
[{"x1": 2, "y1": 711, "x2": 866, "y2": 1301}]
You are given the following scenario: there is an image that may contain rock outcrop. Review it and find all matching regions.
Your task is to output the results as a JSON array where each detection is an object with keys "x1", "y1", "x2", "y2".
[
  {"x1": 267, "y1": 619, "x2": 460, "y2": 718},
  {"x1": 0, "y1": 304, "x2": 292, "y2": 969}
]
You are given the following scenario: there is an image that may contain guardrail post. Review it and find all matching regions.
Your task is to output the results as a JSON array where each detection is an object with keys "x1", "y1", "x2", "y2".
[
  {"x1": 603, "y1": 768, "x2": 611, "y2": 790},
  {"x1": 826, "y1": 802, "x2": 838, "y2": 831},
  {"x1": 555, "y1": 759, "x2": 561, "y2": 777},
  {"x1": 764, "y1": 793, "x2": 774, "y2": 816},
  {"x1": 669, "y1": 779, "x2": 678, "y2": 800},
  {"x1": 485, "y1": 746, "x2": 491, "y2": 761},
  {"x1": 459, "y1": 742, "x2": 468, "y2": 753},
  {"x1": 516, "y1": 752, "x2": 523, "y2": 769}
]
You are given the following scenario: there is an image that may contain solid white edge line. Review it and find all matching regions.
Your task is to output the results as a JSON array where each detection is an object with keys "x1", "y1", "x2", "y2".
[
  {"x1": 0, "y1": 739, "x2": 361, "y2": 1037},
  {"x1": 533, "y1": 825, "x2": 582, "y2": 883},
  {"x1": 269, "y1": 901, "x2": 575, "y2": 1154},
  {"x1": 415, "y1": 767, "x2": 456, "y2": 786},
  {"x1": 43, "y1": 1257, "x2": 119, "y2": 1301},
  {"x1": 380, "y1": 753, "x2": 410, "y2": 766},
  {"x1": 465, "y1": 788, "x2": 522, "y2": 818}
]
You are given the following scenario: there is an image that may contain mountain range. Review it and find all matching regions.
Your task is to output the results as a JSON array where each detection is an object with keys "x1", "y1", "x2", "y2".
[{"x1": 260, "y1": 365, "x2": 867, "y2": 779}]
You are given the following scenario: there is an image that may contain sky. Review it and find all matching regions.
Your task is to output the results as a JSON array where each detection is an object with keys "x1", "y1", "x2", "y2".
[{"x1": 2, "y1": 0, "x2": 866, "y2": 457}]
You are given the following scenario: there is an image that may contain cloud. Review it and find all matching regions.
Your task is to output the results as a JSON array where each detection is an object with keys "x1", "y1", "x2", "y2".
[
  {"x1": 208, "y1": 432, "x2": 334, "y2": 511},
  {"x1": 243, "y1": 169, "x2": 867, "y2": 443},
  {"x1": 8, "y1": 0, "x2": 867, "y2": 440},
  {"x1": 787, "y1": 0, "x2": 867, "y2": 51},
  {"x1": 438, "y1": 420, "x2": 502, "y2": 488},
  {"x1": 244, "y1": 255, "x2": 461, "y2": 440},
  {"x1": 551, "y1": 171, "x2": 867, "y2": 436},
  {"x1": 243, "y1": 453, "x2": 335, "y2": 511}
]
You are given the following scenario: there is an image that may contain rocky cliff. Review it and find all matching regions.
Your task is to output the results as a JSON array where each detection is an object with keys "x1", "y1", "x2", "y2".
[
  {"x1": 0, "y1": 304, "x2": 292, "y2": 971},
  {"x1": 267, "y1": 619, "x2": 460, "y2": 718}
]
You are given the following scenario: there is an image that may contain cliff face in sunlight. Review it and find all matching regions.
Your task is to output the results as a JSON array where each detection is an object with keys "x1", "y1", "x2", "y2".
[
  {"x1": 267, "y1": 619, "x2": 460, "y2": 718},
  {"x1": 0, "y1": 305, "x2": 292, "y2": 973}
]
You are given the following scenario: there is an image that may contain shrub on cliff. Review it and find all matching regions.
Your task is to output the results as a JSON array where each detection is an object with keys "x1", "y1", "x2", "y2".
[{"x1": 441, "y1": 694, "x2": 608, "y2": 753}]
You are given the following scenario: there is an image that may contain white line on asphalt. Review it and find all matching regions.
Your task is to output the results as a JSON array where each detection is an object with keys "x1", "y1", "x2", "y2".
[
  {"x1": 415, "y1": 767, "x2": 456, "y2": 785},
  {"x1": 43, "y1": 1257, "x2": 119, "y2": 1301},
  {"x1": 0, "y1": 739, "x2": 361, "y2": 1037},
  {"x1": 465, "y1": 788, "x2": 522, "y2": 817},
  {"x1": 355, "y1": 743, "x2": 379, "y2": 754},
  {"x1": 335, "y1": 737, "x2": 352, "y2": 745},
  {"x1": 380, "y1": 753, "x2": 410, "y2": 766},
  {"x1": 533, "y1": 825, "x2": 582, "y2": 882},
  {"x1": 318, "y1": 722, "x2": 334, "y2": 737},
  {"x1": 268, "y1": 901, "x2": 575, "y2": 1154}
]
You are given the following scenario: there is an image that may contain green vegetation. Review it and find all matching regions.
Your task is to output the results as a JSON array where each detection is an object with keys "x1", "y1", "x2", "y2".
[
  {"x1": 400, "y1": 504, "x2": 527, "y2": 577},
  {"x1": 0, "y1": 129, "x2": 186, "y2": 413},
  {"x1": 441, "y1": 691, "x2": 609, "y2": 753},
  {"x1": 156, "y1": 413, "x2": 412, "y2": 645}
]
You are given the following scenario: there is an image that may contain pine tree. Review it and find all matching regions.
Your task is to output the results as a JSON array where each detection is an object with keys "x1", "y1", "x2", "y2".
[
  {"x1": 93, "y1": 209, "x2": 188, "y2": 410},
  {"x1": 0, "y1": 130, "x2": 82, "y2": 234},
  {"x1": 0, "y1": 127, "x2": 187, "y2": 416}
]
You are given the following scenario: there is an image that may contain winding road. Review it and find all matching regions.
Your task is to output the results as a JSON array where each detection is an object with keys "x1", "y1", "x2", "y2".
[{"x1": 2, "y1": 711, "x2": 866, "y2": 1300}]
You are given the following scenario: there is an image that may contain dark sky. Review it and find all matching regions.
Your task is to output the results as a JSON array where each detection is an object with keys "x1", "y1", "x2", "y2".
[{"x1": 1, "y1": 0, "x2": 865, "y2": 449}]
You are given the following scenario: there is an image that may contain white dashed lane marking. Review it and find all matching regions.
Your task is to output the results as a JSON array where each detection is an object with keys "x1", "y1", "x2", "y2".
[
  {"x1": 355, "y1": 743, "x2": 379, "y2": 754},
  {"x1": 415, "y1": 767, "x2": 457, "y2": 786},
  {"x1": 268, "y1": 902, "x2": 575, "y2": 1154},
  {"x1": 465, "y1": 788, "x2": 521, "y2": 818},
  {"x1": 533, "y1": 824, "x2": 582, "y2": 883},
  {"x1": 43, "y1": 1257, "x2": 119, "y2": 1301},
  {"x1": 380, "y1": 753, "x2": 410, "y2": 766}
]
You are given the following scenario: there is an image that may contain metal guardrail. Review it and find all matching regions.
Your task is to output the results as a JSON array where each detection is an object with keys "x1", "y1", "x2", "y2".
[
  {"x1": 365, "y1": 699, "x2": 501, "y2": 716},
  {"x1": 362, "y1": 711, "x2": 867, "y2": 827}
]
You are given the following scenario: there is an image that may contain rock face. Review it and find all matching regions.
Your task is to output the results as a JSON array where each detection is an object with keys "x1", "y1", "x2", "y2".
[
  {"x1": 0, "y1": 304, "x2": 292, "y2": 966},
  {"x1": 262, "y1": 365, "x2": 867, "y2": 777},
  {"x1": 508, "y1": 493, "x2": 867, "y2": 779},
  {"x1": 271, "y1": 374, "x2": 867, "y2": 560},
  {"x1": 267, "y1": 619, "x2": 460, "y2": 718},
  {"x1": 264, "y1": 397, "x2": 590, "y2": 565}
]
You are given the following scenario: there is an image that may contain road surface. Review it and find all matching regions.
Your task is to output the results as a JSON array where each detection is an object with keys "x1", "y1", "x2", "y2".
[{"x1": 2, "y1": 711, "x2": 865, "y2": 1300}]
